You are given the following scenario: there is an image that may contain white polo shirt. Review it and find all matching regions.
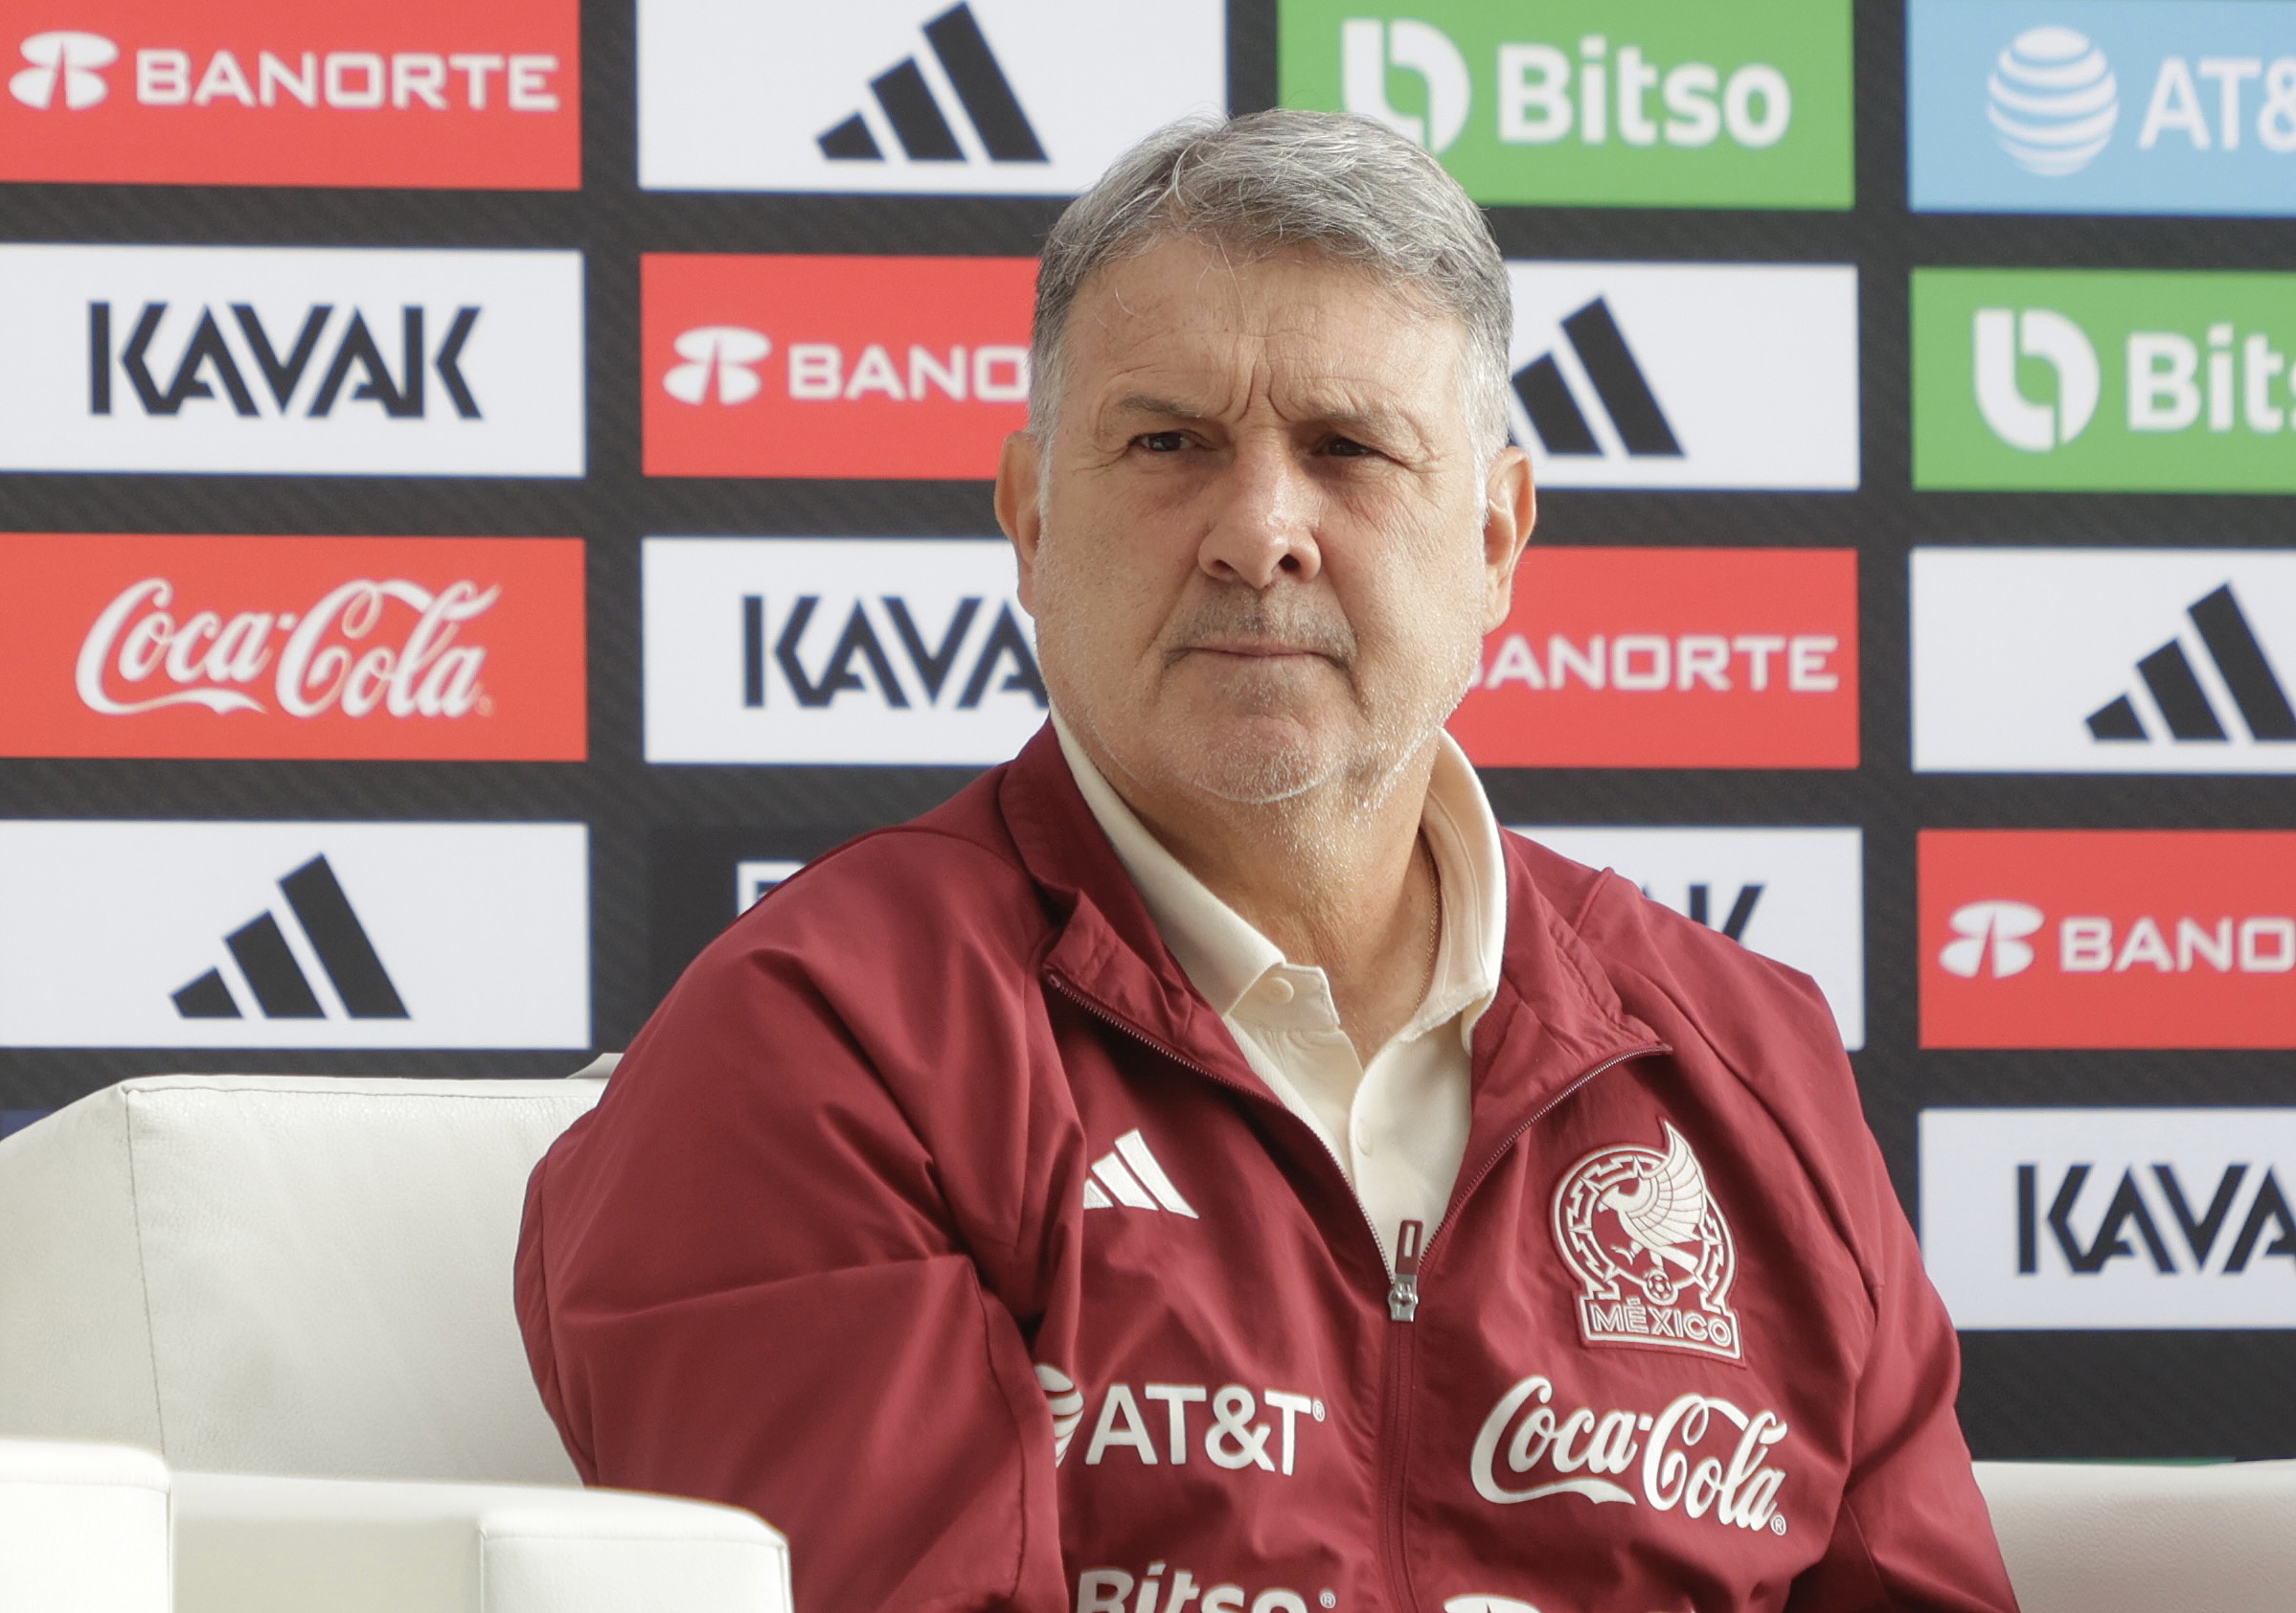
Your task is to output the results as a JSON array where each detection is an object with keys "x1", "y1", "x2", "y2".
[{"x1": 1053, "y1": 715, "x2": 1506, "y2": 1270}]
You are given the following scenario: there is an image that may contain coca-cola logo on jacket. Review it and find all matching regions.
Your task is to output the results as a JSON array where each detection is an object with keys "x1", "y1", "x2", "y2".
[{"x1": 0, "y1": 533, "x2": 585, "y2": 760}]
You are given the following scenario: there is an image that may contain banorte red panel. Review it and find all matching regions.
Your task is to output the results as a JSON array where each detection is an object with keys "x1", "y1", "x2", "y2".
[
  {"x1": 0, "y1": 0, "x2": 578, "y2": 188},
  {"x1": 643, "y1": 254, "x2": 1038, "y2": 481},
  {"x1": 1921, "y1": 829, "x2": 2296, "y2": 1050},
  {"x1": 0, "y1": 534, "x2": 586, "y2": 760},
  {"x1": 1447, "y1": 547, "x2": 1859, "y2": 769}
]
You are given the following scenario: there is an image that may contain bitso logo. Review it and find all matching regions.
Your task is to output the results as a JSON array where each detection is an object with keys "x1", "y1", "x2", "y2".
[
  {"x1": 1921, "y1": 829, "x2": 2296, "y2": 1049},
  {"x1": 1281, "y1": 0, "x2": 1854, "y2": 209},
  {"x1": 1939, "y1": 901, "x2": 2044, "y2": 980},
  {"x1": 1972, "y1": 307, "x2": 2099, "y2": 451},
  {"x1": 1913, "y1": 549, "x2": 2296, "y2": 774},
  {"x1": 1912, "y1": 0, "x2": 2296, "y2": 216},
  {"x1": 1341, "y1": 18, "x2": 1469, "y2": 153},
  {"x1": 639, "y1": 0, "x2": 1224, "y2": 196},
  {"x1": 1502, "y1": 264, "x2": 1857, "y2": 490},
  {"x1": 817, "y1": 3, "x2": 1044, "y2": 167},
  {"x1": 0, "y1": 1, "x2": 578, "y2": 188},
  {"x1": 644, "y1": 255, "x2": 1034, "y2": 479},
  {"x1": 1915, "y1": 269, "x2": 2296, "y2": 492},
  {"x1": 11, "y1": 30, "x2": 116, "y2": 109},
  {"x1": 1921, "y1": 1108, "x2": 2296, "y2": 1329},
  {"x1": 0, "y1": 821, "x2": 588, "y2": 1049},
  {"x1": 0, "y1": 245, "x2": 583, "y2": 477},
  {"x1": 1553, "y1": 1122, "x2": 1742, "y2": 1361},
  {"x1": 1988, "y1": 27, "x2": 2118, "y2": 176}
]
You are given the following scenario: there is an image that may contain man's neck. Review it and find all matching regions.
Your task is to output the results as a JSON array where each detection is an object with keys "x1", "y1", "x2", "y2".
[{"x1": 1096, "y1": 738, "x2": 1444, "y2": 1063}]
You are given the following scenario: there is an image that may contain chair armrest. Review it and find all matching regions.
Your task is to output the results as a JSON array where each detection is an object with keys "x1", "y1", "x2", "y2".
[
  {"x1": 0, "y1": 1437, "x2": 171, "y2": 1613},
  {"x1": 173, "y1": 1470, "x2": 790, "y2": 1613}
]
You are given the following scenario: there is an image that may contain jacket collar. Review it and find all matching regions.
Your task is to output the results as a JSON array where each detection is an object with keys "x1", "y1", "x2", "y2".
[{"x1": 997, "y1": 722, "x2": 1661, "y2": 1133}]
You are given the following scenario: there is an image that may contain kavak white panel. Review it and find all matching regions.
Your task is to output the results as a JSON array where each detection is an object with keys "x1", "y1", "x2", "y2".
[
  {"x1": 1515, "y1": 826, "x2": 1865, "y2": 1049},
  {"x1": 1922, "y1": 1107, "x2": 2296, "y2": 1329},
  {"x1": 0, "y1": 821, "x2": 589, "y2": 1047},
  {"x1": 0, "y1": 245, "x2": 584, "y2": 475},
  {"x1": 644, "y1": 536, "x2": 1047, "y2": 764}
]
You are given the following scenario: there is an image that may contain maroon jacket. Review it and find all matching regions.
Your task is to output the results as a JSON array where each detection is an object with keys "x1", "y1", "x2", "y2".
[{"x1": 516, "y1": 727, "x2": 2017, "y2": 1613}]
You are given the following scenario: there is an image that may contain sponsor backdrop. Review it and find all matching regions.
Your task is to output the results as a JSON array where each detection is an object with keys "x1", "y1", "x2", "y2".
[{"x1": 2, "y1": 0, "x2": 2293, "y2": 1463}]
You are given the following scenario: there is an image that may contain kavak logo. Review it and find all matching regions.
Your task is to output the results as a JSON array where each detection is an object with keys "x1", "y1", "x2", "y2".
[
  {"x1": 1921, "y1": 829, "x2": 2296, "y2": 1048},
  {"x1": 0, "y1": 0, "x2": 576, "y2": 188},
  {"x1": 1915, "y1": 549, "x2": 2296, "y2": 774},
  {"x1": 1921, "y1": 1108, "x2": 2296, "y2": 1329},
  {"x1": 1504, "y1": 263, "x2": 1858, "y2": 489},
  {"x1": 1449, "y1": 549, "x2": 1858, "y2": 769},
  {"x1": 638, "y1": 0, "x2": 1222, "y2": 195},
  {"x1": 1512, "y1": 827, "x2": 1865, "y2": 1048},
  {"x1": 1914, "y1": 268, "x2": 2296, "y2": 492},
  {"x1": 0, "y1": 245, "x2": 583, "y2": 477},
  {"x1": 1553, "y1": 1122, "x2": 1743, "y2": 1361},
  {"x1": 644, "y1": 255, "x2": 1034, "y2": 480},
  {"x1": 0, "y1": 534, "x2": 584, "y2": 761},
  {"x1": 1911, "y1": 2, "x2": 2296, "y2": 216},
  {"x1": 644, "y1": 537, "x2": 1045, "y2": 764},
  {"x1": 0, "y1": 821, "x2": 587, "y2": 1049},
  {"x1": 1281, "y1": 0, "x2": 1853, "y2": 209}
]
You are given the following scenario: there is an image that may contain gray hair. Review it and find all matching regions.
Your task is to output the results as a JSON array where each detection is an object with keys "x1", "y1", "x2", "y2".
[{"x1": 1029, "y1": 108, "x2": 1513, "y2": 455}]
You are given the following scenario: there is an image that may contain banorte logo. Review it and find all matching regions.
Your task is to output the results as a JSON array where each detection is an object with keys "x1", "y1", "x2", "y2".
[
  {"x1": 0, "y1": 534, "x2": 585, "y2": 761},
  {"x1": 11, "y1": 30, "x2": 117, "y2": 109},
  {"x1": 1446, "y1": 547, "x2": 1858, "y2": 768},
  {"x1": 0, "y1": 0, "x2": 577, "y2": 188},
  {"x1": 1922, "y1": 829, "x2": 2296, "y2": 1049},
  {"x1": 644, "y1": 254, "x2": 1036, "y2": 480}
]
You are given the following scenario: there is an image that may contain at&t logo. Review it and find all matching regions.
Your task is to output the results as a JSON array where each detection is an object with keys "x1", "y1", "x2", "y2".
[
  {"x1": 1989, "y1": 27, "x2": 2117, "y2": 176},
  {"x1": 1939, "y1": 900, "x2": 2044, "y2": 979},
  {"x1": 11, "y1": 31, "x2": 115, "y2": 109}
]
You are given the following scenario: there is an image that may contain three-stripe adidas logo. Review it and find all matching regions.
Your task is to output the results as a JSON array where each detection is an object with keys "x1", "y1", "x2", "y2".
[
  {"x1": 818, "y1": 3, "x2": 1047, "y2": 167},
  {"x1": 172, "y1": 854, "x2": 408, "y2": 1022},
  {"x1": 2087, "y1": 583, "x2": 2296, "y2": 745},
  {"x1": 1082, "y1": 1127, "x2": 1197, "y2": 1216},
  {"x1": 1512, "y1": 297, "x2": 1682, "y2": 461}
]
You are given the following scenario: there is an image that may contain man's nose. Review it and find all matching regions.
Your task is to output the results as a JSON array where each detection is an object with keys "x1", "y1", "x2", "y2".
[{"x1": 1196, "y1": 440, "x2": 1322, "y2": 589}]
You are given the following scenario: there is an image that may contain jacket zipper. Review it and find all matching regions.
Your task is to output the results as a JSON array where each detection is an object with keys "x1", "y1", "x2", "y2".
[
  {"x1": 1371, "y1": 1044, "x2": 1659, "y2": 1613},
  {"x1": 1048, "y1": 963, "x2": 1661, "y2": 1613}
]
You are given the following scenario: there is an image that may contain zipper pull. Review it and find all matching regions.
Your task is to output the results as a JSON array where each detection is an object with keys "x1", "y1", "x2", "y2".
[{"x1": 1387, "y1": 1219, "x2": 1425, "y2": 1322}]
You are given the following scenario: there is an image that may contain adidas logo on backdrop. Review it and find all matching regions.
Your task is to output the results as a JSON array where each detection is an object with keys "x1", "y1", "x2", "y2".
[
  {"x1": 817, "y1": 4, "x2": 1045, "y2": 166},
  {"x1": 173, "y1": 854, "x2": 406, "y2": 1022},
  {"x1": 2086, "y1": 584, "x2": 2296, "y2": 745}
]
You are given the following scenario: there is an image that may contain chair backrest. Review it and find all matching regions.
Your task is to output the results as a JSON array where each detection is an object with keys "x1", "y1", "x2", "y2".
[
  {"x1": 0, "y1": 1073, "x2": 602, "y2": 1485},
  {"x1": 1976, "y1": 1458, "x2": 2296, "y2": 1613}
]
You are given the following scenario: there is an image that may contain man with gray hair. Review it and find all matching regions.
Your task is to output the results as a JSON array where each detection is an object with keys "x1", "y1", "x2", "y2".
[{"x1": 518, "y1": 110, "x2": 2017, "y2": 1613}]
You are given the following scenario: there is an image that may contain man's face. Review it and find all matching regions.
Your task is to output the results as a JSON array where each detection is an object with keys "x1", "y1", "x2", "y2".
[{"x1": 1000, "y1": 235, "x2": 1533, "y2": 811}]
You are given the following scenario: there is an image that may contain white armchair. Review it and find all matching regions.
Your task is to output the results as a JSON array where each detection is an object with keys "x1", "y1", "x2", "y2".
[
  {"x1": 0, "y1": 1072, "x2": 789, "y2": 1613},
  {"x1": 0, "y1": 1437, "x2": 170, "y2": 1613}
]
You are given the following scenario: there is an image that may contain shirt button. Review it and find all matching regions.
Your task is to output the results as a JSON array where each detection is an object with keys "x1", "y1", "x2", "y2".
[{"x1": 1260, "y1": 976, "x2": 1295, "y2": 1005}]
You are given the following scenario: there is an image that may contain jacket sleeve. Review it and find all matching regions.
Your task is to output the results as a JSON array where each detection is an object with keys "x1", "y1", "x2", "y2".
[
  {"x1": 515, "y1": 900, "x2": 1074, "y2": 1613},
  {"x1": 1785, "y1": 992, "x2": 2021, "y2": 1612}
]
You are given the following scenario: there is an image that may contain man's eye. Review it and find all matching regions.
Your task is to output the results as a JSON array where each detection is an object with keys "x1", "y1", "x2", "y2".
[
  {"x1": 1323, "y1": 436, "x2": 1374, "y2": 458},
  {"x1": 1135, "y1": 431, "x2": 1189, "y2": 452}
]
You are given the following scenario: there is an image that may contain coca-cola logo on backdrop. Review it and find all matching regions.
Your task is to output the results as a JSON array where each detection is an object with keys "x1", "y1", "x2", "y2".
[{"x1": 0, "y1": 533, "x2": 585, "y2": 759}]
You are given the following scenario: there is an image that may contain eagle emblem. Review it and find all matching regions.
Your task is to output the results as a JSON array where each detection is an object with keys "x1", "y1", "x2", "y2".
[{"x1": 1553, "y1": 1121, "x2": 1742, "y2": 1362}]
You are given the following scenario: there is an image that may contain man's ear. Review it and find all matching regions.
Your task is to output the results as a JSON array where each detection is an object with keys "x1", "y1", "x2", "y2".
[
  {"x1": 1480, "y1": 443, "x2": 1535, "y2": 631},
  {"x1": 996, "y1": 429, "x2": 1045, "y2": 612}
]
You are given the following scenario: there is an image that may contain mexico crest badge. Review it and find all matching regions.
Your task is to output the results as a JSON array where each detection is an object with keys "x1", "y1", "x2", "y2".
[{"x1": 1553, "y1": 1121, "x2": 1742, "y2": 1362}]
